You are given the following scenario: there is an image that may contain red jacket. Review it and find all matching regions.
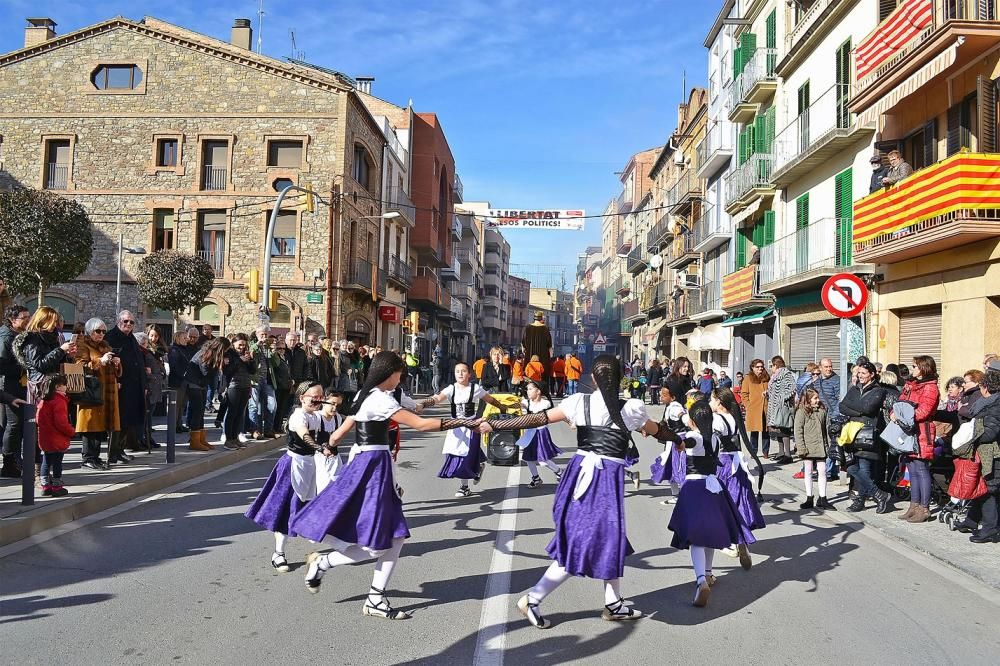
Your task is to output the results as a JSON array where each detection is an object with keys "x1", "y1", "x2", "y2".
[
  {"x1": 899, "y1": 378, "x2": 940, "y2": 460},
  {"x1": 37, "y1": 392, "x2": 76, "y2": 453}
]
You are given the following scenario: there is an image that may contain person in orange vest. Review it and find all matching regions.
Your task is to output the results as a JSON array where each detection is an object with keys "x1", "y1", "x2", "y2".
[
  {"x1": 525, "y1": 355, "x2": 545, "y2": 383},
  {"x1": 564, "y1": 353, "x2": 584, "y2": 395},
  {"x1": 511, "y1": 352, "x2": 526, "y2": 394},
  {"x1": 473, "y1": 356, "x2": 487, "y2": 381},
  {"x1": 551, "y1": 355, "x2": 567, "y2": 397}
]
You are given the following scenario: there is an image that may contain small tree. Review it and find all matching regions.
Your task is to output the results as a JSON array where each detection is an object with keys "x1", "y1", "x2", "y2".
[
  {"x1": 0, "y1": 188, "x2": 94, "y2": 304},
  {"x1": 135, "y1": 250, "x2": 216, "y2": 324}
]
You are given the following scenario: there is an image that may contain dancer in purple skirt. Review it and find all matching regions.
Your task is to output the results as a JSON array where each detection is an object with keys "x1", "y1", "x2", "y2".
[
  {"x1": 289, "y1": 352, "x2": 480, "y2": 620},
  {"x1": 245, "y1": 382, "x2": 329, "y2": 572},
  {"x1": 424, "y1": 362, "x2": 504, "y2": 497},
  {"x1": 480, "y1": 354, "x2": 678, "y2": 629},
  {"x1": 710, "y1": 387, "x2": 766, "y2": 570},
  {"x1": 517, "y1": 380, "x2": 563, "y2": 488},
  {"x1": 649, "y1": 384, "x2": 688, "y2": 505},
  {"x1": 666, "y1": 399, "x2": 744, "y2": 608}
]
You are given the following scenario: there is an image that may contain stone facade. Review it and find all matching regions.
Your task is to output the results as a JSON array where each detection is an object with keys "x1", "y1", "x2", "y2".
[{"x1": 0, "y1": 16, "x2": 385, "y2": 339}]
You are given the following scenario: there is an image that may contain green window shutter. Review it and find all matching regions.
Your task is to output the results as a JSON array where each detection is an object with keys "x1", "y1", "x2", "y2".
[
  {"x1": 835, "y1": 41, "x2": 851, "y2": 128},
  {"x1": 751, "y1": 219, "x2": 763, "y2": 247},
  {"x1": 796, "y1": 194, "x2": 809, "y2": 229},
  {"x1": 797, "y1": 82, "x2": 810, "y2": 115},
  {"x1": 735, "y1": 229, "x2": 747, "y2": 269},
  {"x1": 763, "y1": 210, "x2": 775, "y2": 245},
  {"x1": 765, "y1": 106, "x2": 776, "y2": 152},
  {"x1": 754, "y1": 114, "x2": 767, "y2": 154},
  {"x1": 733, "y1": 46, "x2": 744, "y2": 78},
  {"x1": 766, "y1": 11, "x2": 776, "y2": 49},
  {"x1": 834, "y1": 168, "x2": 853, "y2": 265},
  {"x1": 738, "y1": 128, "x2": 747, "y2": 164},
  {"x1": 741, "y1": 33, "x2": 757, "y2": 73}
]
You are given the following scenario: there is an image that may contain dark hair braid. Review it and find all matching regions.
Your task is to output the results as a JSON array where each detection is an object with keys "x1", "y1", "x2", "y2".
[
  {"x1": 592, "y1": 354, "x2": 629, "y2": 432},
  {"x1": 688, "y1": 398, "x2": 716, "y2": 459},
  {"x1": 349, "y1": 351, "x2": 405, "y2": 415},
  {"x1": 712, "y1": 387, "x2": 751, "y2": 450}
]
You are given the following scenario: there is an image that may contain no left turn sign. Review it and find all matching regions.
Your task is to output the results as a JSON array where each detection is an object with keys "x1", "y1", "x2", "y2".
[{"x1": 821, "y1": 273, "x2": 869, "y2": 318}]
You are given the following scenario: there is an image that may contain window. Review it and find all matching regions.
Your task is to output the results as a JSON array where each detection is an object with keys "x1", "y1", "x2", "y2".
[
  {"x1": 153, "y1": 209, "x2": 175, "y2": 251},
  {"x1": 44, "y1": 139, "x2": 71, "y2": 189},
  {"x1": 269, "y1": 210, "x2": 297, "y2": 257},
  {"x1": 23, "y1": 295, "x2": 75, "y2": 323},
  {"x1": 271, "y1": 304, "x2": 292, "y2": 325},
  {"x1": 201, "y1": 140, "x2": 229, "y2": 190},
  {"x1": 156, "y1": 138, "x2": 178, "y2": 167},
  {"x1": 92, "y1": 64, "x2": 143, "y2": 90},
  {"x1": 267, "y1": 140, "x2": 303, "y2": 168},
  {"x1": 835, "y1": 40, "x2": 852, "y2": 129},
  {"x1": 198, "y1": 210, "x2": 227, "y2": 275},
  {"x1": 195, "y1": 302, "x2": 220, "y2": 323},
  {"x1": 353, "y1": 145, "x2": 371, "y2": 189}
]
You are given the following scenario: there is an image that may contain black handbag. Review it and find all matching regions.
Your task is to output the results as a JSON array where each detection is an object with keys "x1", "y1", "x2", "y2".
[{"x1": 76, "y1": 374, "x2": 104, "y2": 407}]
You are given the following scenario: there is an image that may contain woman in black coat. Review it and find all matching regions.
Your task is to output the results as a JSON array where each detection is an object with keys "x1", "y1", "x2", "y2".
[
  {"x1": 647, "y1": 360, "x2": 664, "y2": 405},
  {"x1": 481, "y1": 348, "x2": 511, "y2": 392},
  {"x1": 839, "y1": 362, "x2": 890, "y2": 513}
]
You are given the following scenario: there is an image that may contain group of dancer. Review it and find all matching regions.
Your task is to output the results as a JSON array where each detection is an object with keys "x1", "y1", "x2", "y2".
[{"x1": 244, "y1": 352, "x2": 765, "y2": 627}]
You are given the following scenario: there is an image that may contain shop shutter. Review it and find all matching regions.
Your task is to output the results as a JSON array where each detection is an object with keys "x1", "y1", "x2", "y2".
[
  {"x1": 815, "y1": 321, "x2": 841, "y2": 375},
  {"x1": 898, "y1": 306, "x2": 942, "y2": 367},
  {"x1": 788, "y1": 323, "x2": 817, "y2": 372}
]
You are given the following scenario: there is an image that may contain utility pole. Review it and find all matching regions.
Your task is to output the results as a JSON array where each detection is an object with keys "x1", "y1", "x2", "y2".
[{"x1": 261, "y1": 184, "x2": 314, "y2": 323}]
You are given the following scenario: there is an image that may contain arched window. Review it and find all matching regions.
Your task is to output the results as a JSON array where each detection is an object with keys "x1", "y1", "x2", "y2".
[
  {"x1": 194, "y1": 302, "x2": 220, "y2": 323},
  {"x1": 352, "y1": 144, "x2": 375, "y2": 192},
  {"x1": 91, "y1": 64, "x2": 143, "y2": 90},
  {"x1": 270, "y1": 304, "x2": 292, "y2": 325},
  {"x1": 23, "y1": 295, "x2": 76, "y2": 325}
]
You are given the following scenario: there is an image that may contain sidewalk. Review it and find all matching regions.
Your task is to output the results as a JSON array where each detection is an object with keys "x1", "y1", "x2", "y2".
[
  {"x1": 763, "y1": 459, "x2": 1000, "y2": 590},
  {"x1": 0, "y1": 419, "x2": 284, "y2": 548}
]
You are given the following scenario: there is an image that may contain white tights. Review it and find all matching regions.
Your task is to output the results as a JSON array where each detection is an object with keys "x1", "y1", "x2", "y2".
[
  {"x1": 526, "y1": 460, "x2": 560, "y2": 478},
  {"x1": 317, "y1": 537, "x2": 405, "y2": 601},
  {"x1": 803, "y1": 460, "x2": 828, "y2": 497},
  {"x1": 274, "y1": 532, "x2": 288, "y2": 554},
  {"x1": 527, "y1": 561, "x2": 623, "y2": 606},
  {"x1": 690, "y1": 546, "x2": 715, "y2": 582}
]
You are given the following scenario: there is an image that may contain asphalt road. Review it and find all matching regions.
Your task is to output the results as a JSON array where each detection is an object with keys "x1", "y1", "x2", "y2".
[{"x1": 2, "y1": 396, "x2": 999, "y2": 665}]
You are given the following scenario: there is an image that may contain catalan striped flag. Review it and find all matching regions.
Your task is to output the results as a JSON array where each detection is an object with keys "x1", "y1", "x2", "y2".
[
  {"x1": 855, "y1": 0, "x2": 933, "y2": 80},
  {"x1": 722, "y1": 265, "x2": 758, "y2": 309},
  {"x1": 853, "y1": 153, "x2": 1000, "y2": 243}
]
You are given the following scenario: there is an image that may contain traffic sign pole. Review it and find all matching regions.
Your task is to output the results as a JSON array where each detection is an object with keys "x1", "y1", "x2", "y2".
[{"x1": 821, "y1": 273, "x2": 870, "y2": 398}]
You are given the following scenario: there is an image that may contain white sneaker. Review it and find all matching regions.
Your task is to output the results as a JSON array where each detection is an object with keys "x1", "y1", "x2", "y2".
[
  {"x1": 721, "y1": 545, "x2": 738, "y2": 558},
  {"x1": 238, "y1": 433, "x2": 249, "y2": 443},
  {"x1": 455, "y1": 486, "x2": 472, "y2": 498},
  {"x1": 660, "y1": 496, "x2": 678, "y2": 505}
]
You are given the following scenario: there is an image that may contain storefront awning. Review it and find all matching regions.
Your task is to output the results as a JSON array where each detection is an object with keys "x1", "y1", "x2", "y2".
[
  {"x1": 731, "y1": 199, "x2": 762, "y2": 228},
  {"x1": 721, "y1": 307, "x2": 774, "y2": 328},
  {"x1": 700, "y1": 323, "x2": 732, "y2": 350},
  {"x1": 688, "y1": 327, "x2": 704, "y2": 352},
  {"x1": 644, "y1": 318, "x2": 668, "y2": 343}
]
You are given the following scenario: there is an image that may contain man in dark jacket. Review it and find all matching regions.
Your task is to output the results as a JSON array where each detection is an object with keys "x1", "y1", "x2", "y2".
[
  {"x1": 965, "y1": 371, "x2": 1000, "y2": 543},
  {"x1": 104, "y1": 311, "x2": 147, "y2": 458},
  {"x1": 0, "y1": 305, "x2": 29, "y2": 477},
  {"x1": 868, "y1": 154, "x2": 888, "y2": 193},
  {"x1": 280, "y1": 332, "x2": 308, "y2": 421},
  {"x1": 810, "y1": 357, "x2": 842, "y2": 480}
]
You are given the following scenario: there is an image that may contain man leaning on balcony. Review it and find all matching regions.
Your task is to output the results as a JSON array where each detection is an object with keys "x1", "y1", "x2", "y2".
[{"x1": 880, "y1": 149, "x2": 913, "y2": 188}]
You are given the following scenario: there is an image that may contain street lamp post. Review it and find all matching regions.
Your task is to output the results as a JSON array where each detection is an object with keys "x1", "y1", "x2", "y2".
[{"x1": 116, "y1": 233, "x2": 146, "y2": 313}]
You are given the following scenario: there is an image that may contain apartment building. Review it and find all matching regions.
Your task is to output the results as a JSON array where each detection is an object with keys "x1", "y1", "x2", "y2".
[
  {"x1": 848, "y1": 0, "x2": 1000, "y2": 379},
  {"x1": 507, "y1": 275, "x2": 532, "y2": 352},
  {"x1": 482, "y1": 226, "x2": 511, "y2": 352},
  {"x1": 1, "y1": 16, "x2": 387, "y2": 339},
  {"x1": 453, "y1": 209, "x2": 484, "y2": 362}
]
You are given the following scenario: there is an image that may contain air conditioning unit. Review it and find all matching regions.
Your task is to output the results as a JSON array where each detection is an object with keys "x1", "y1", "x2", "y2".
[
  {"x1": 674, "y1": 150, "x2": 686, "y2": 166},
  {"x1": 681, "y1": 274, "x2": 702, "y2": 290}
]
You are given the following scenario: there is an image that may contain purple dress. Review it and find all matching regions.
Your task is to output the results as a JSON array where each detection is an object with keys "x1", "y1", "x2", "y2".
[
  {"x1": 289, "y1": 393, "x2": 409, "y2": 552},
  {"x1": 717, "y1": 452, "x2": 765, "y2": 545},
  {"x1": 438, "y1": 429, "x2": 486, "y2": 479},
  {"x1": 667, "y1": 433, "x2": 743, "y2": 550},
  {"x1": 522, "y1": 428, "x2": 563, "y2": 463},
  {"x1": 244, "y1": 453, "x2": 308, "y2": 536},
  {"x1": 650, "y1": 446, "x2": 688, "y2": 485}
]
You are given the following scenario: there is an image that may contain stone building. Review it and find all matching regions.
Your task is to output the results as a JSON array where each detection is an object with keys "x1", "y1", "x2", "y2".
[
  {"x1": 507, "y1": 275, "x2": 531, "y2": 352},
  {"x1": 0, "y1": 15, "x2": 388, "y2": 340}
]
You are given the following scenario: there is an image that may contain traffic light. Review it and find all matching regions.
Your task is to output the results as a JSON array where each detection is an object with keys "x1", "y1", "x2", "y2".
[
  {"x1": 304, "y1": 184, "x2": 315, "y2": 213},
  {"x1": 245, "y1": 268, "x2": 260, "y2": 303},
  {"x1": 409, "y1": 311, "x2": 420, "y2": 334},
  {"x1": 267, "y1": 288, "x2": 280, "y2": 311},
  {"x1": 402, "y1": 318, "x2": 411, "y2": 334}
]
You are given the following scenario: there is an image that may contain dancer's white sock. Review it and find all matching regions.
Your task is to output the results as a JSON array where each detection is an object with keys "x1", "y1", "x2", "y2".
[
  {"x1": 528, "y1": 562, "x2": 570, "y2": 603},
  {"x1": 370, "y1": 537, "x2": 405, "y2": 603},
  {"x1": 704, "y1": 548, "x2": 715, "y2": 575},
  {"x1": 541, "y1": 460, "x2": 559, "y2": 474},
  {"x1": 526, "y1": 461, "x2": 539, "y2": 477},
  {"x1": 319, "y1": 544, "x2": 369, "y2": 570},
  {"x1": 670, "y1": 481, "x2": 680, "y2": 496},
  {"x1": 804, "y1": 460, "x2": 814, "y2": 497},
  {"x1": 603, "y1": 579, "x2": 622, "y2": 605},
  {"x1": 274, "y1": 532, "x2": 288, "y2": 554},
  {"x1": 817, "y1": 461, "x2": 828, "y2": 496},
  {"x1": 691, "y1": 545, "x2": 707, "y2": 580}
]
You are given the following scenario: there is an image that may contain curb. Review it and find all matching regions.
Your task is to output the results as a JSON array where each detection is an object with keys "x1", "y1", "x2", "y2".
[
  {"x1": 0, "y1": 438, "x2": 285, "y2": 548},
  {"x1": 763, "y1": 470, "x2": 999, "y2": 591}
]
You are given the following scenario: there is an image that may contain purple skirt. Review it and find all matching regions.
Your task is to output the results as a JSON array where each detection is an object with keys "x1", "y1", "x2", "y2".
[
  {"x1": 667, "y1": 477, "x2": 743, "y2": 550},
  {"x1": 438, "y1": 430, "x2": 486, "y2": 479},
  {"x1": 289, "y1": 450, "x2": 409, "y2": 552},
  {"x1": 244, "y1": 454, "x2": 308, "y2": 536},
  {"x1": 522, "y1": 428, "x2": 563, "y2": 463},
  {"x1": 546, "y1": 454, "x2": 634, "y2": 580},
  {"x1": 717, "y1": 452, "x2": 765, "y2": 544},
  {"x1": 651, "y1": 448, "x2": 688, "y2": 485}
]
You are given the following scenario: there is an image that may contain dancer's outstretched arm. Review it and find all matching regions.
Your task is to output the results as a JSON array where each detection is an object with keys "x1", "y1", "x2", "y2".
[{"x1": 392, "y1": 408, "x2": 481, "y2": 432}]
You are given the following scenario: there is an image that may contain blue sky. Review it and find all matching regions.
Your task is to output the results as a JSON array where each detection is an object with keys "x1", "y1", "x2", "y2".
[{"x1": 0, "y1": 0, "x2": 713, "y2": 280}]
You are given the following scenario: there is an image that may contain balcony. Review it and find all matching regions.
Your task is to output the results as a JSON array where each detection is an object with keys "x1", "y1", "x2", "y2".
[
  {"x1": 196, "y1": 250, "x2": 224, "y2": 278},
  {"x1": 482, "y1": 314, "x2": 503, "y2": 331},
  {"x1": 410, "y1": 267, "x2": 450, "y2": 311},
  {"x1": 454, "y1": 172, "x2": 464, "y2": 203},
  {"x1": 202, "y1": 165, "x2": 227, "y2": 191},
  {"x1": 386, "y1": 187, "x2": 415, "y2": 226},
  {"x1": 692, "y1": 209, "x2": 732, "y2": 253},
  {"x1": 457, "y1": 248, "x2": 477, "y2": 269},
  {"x1": 852, "y1": 0, "x2": 1000, "y2": 113},
  {"x1": 667, "y1": 171, "x2": 702, "y2": 214},
  {"x1": 460, "y1": 213, "x2": 482, "y2": 243},
  {"x1": 626, "y1": 244, "x2": 646, "y2": 274},
  {"x1": 728, "y1": 48, "x2": 778, "y2": 123},
  {"x1": 689, "y1": 280, "x2": 725, "y2": 321},
  {"x1": 667, "y1": 231, "x2": 698, "y2": 269},
  {"x1": 448, "y1": 298, "x2": 465, "y2": 321},
  {"x1": 388, "y1": 255, "x2": 412, "y2": 288},
  {"x1": 411, "y1": 216, "x2": 443, "y2": 265},
  {"x1": 721, "y1": 265, "x2": 770, "y2": 311},
  {"x1": 484, "y1": 270, "x2": 502, "y2": 289},
  {"x1": 616, "y1": 231, "x2": 632, "y2": 255},
  {"x1": 440, "y1": 255, "x2": 461, "y2": 281},
  {"x1": 616, "y1": 190, "x2": 634, "y2": 216},
  {"x1": 724, "y1": 154, "x2": 775, "y2": 214},
  {"x1": 696, "y1": 121, "x2": 734, "y2": 179},
  {"x1": 760, "y1": 217, "x2": 874, "y2": 293},
  {"x1": 646, "y1": 212, "x2": 674, "y2": 251},
  {"x1": 345, "y1": 258, "x2": 387, "y2": 295},
  {"x1": 852, "y1": 152, "x2": 1000, "y2": 263},
  {"x1": 770, "y1": 84, "x2": 876, "y2": 187},
  {"x1": 44, "y1": 163, "x2": 68, "y2": 190},
  {"x1": 451, "y1": 215, "x2": 463, "y2": 241},
  {"x1": 619, "y1": 318, "x2": 633, "y2": 336},
  {"x1": 622, "y1": 298, "x2": 645, "y2": 323},
  {"x1": 778, "y1": 0, "x2": 857, "y2": 75}
]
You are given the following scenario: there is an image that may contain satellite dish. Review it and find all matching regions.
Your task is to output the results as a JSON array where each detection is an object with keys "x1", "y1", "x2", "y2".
[{"x1": 649, "y1": 254, "x2": 663, "y2": 269}]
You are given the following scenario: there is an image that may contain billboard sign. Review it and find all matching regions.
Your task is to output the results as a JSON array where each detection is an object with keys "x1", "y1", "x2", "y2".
[{"x1": 486, "y1": 209, "x2": 585, "y2": 230}]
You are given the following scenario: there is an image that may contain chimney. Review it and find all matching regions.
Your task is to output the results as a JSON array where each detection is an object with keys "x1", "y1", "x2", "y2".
[
  {"x1": 231, "y1": 18, "x2": 252, "y2": 50},
  {"x1": 677, "y1": 102, "x2": 689, "y2": 131},
  {"x1": 24, "y1": 18, "x2": 56, "y2": 48},
  {"x1": 355, "y1": 76, "x2": 375, "y2": 95}
]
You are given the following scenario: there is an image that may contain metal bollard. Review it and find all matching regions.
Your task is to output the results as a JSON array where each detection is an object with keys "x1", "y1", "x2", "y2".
[
  {"x1": 21, "y1": 403, "x2": 36, "y2": 506},
  {"x1": 165, "y1": 390, "x2": 176, "y2": 463}
]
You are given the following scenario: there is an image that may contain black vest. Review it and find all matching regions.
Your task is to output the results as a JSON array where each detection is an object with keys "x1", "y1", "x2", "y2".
[
  {"x1": 450, "y1": 382, "x2": 478, "y2": 418},
  {"x1": 575, "y1": 394, "x2": 634, "y2": 459},
  {"x1": 286, "y1": 417, "x2": 318, "y2": 456},
  {"x1": 316, "y1": 414, "x2": 342, "y2": 450},
  {"x1": 685, "y1": 430, "x2": 721, "y2": 475},
  {"x1": 356, "y1": 419, "x2": 391, "y2": 445},
  {"x1": 717, "y1": 415, "x2": 738, "y2": 453}
]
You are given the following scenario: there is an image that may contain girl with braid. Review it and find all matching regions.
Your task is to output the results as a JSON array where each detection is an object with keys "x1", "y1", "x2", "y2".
[
  {"x1": 288, "y1": 352, "x2": 481, "y2": 620},
  {"x1": 422, "y1": 362, "x2": 504, "y2": 497},
  {"x1": 667, "y1": 399, "x2": 744, "y2": 608},
  {"x1": 478, "y1": 354, "x2": 679, "y2": 629},
  {"x1": 244, "y1": 382, "x2": 329, "y2": 574},
  {"x1": 516, "y1": 379, "x2": 563, "y2": 488}
]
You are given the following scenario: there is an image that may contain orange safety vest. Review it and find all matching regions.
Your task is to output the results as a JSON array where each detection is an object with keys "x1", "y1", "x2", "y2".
[
  {"x1": 552, "y1": 358, "x2": 566, "y2": 378},
  {"x1": 473, "y1": 358, "x2": 486, "y2": 379},
  {"x1": 512, "y1": 360, "x2": 524, "y2": 380},
  {"x1": 526, "y1": 361, "x2": 544, "y2": 382},
  {"x1": 565, "y1": 358, "x2": 583, "y2": 380}
]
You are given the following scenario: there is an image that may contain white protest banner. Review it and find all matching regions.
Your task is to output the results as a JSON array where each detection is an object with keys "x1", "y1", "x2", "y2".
[{"x1": 486, "y1": 209, "x2": 585, "y2": 230}]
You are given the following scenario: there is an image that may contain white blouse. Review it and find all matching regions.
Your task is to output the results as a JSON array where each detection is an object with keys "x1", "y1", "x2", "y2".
[{"x1": 560, "y1": 393, "x2": 649, "y2": 431}]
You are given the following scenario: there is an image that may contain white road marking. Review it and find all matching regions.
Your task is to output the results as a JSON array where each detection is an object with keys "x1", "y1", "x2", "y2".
[{"x1": 471, "y1": 465, "x2": 522, "y2": 666}]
